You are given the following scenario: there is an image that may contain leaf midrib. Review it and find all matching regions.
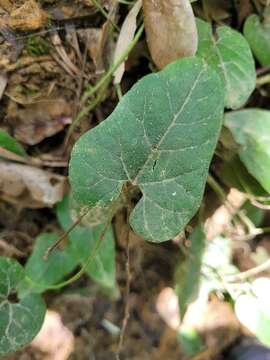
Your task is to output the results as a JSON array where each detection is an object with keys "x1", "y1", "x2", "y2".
[{"x1": 132, "y1": 66, "x2": 205, "y2": 186}]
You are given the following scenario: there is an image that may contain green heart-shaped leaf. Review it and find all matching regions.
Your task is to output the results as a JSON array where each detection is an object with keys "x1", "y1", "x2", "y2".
[
  {"x1": 0, "y1": 257, "x2": 45, "y2": 356},
  {"x1": 70, "y1": 57, "x2": 224, "y2": 242},
  {"x1": 196, "y1": 19, "x2": 255, "y2": 109}
]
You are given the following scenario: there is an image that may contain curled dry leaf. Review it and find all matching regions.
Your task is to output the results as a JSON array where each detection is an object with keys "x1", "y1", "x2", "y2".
[
  {"x1": 77, "y1": 24, "x2": 111, "y2": 74},
  {"x1": 0, "y1": 160, "x2": 66, "y2": 208},
  {"x1": 113, "y1": 0, "x2": 142, "y2": 84},
  {"x1": 77, "y1": 28, "x2": 103, "y2": 68},
  {"x1": 6, "y1": 0, "x2": 48, "y2": 31},
  {"x1": 7, "y1": 98, "x2": 72, "y2": 145},
  {"x1": 143, "y1": 0, "x2": 198, "y2": 69}
]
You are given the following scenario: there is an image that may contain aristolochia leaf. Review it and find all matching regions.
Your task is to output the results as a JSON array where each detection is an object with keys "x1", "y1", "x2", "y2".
[
  {"x1": 244, "y1": 12, "x2": 270, "y2": 66},
  {"x1": 57, "y1": 196, "x2": 116, "y2": 290},
  {"x1": 196, "y1": 19, "x2": 256, "y2": 110},
  {"x1": 19, "y1": 233, "x2": 77, "y2": 295},
  {"x1": 0, "y1": 257, "x2": 45, "y2": 356},
  {"x1": 69, "y1": 57, "x2": 224, "y2": 242},
  {"x1": 225, "y1": 109, "x2": 270, "y2": 194}
]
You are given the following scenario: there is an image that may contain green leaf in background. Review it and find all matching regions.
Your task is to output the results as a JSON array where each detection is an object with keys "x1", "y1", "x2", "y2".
[
  {"x1": 175, "y1": 229, "x2": 238, "y2": 321},
  {"x1": 196, "y1": 18, "x2": 256, "y2": 109},
  {"x1": 0, "y1": 130, "x2": 27, "y2": 157},
  {"x1": 19, "y1": 233, "x2": 77, "y2": 295},
  {"x1": 225, "y1": 109, "x2": 270, "y2": 193},
  {"x1": 244, "y1": 10, "x2": 270, "y2": 66},
  {"x1": 242, "y1": 201, "x2": 264, "y2": 228},
  {"x1": 175, "y1": 226, "x2": 205, "y2": 318},
  {"x1": 199, "y1": 236, "x2": 238, "y2": 301},
  {"x1": 0, "y1": 257, "x2": 45, "y2": 356},
  {"x1": 69, "y1": 57, "x2": 224, "y2": 242},
  {"x1": 235, "y1": 278, "x2": 270, "y2": 346},
  {"x1": 218, "y1": 156, "x2": 268, "y2": 198},
  {"x1": 57, "y1": 196, "x2": 116, "y2": 290}
]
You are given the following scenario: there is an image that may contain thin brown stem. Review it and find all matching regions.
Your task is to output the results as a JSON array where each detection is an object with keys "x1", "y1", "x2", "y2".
[
  {"x1": 116, "y1": 185, "x2": 133, "y2": 360},
  {"x1": 44, "y1": 209, "x2": 89, "y2": 259}
]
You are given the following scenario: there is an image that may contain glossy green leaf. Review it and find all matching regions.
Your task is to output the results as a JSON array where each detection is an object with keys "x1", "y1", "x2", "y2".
[
  {"x1": 175, "y1": 226, "x2": 205, "y2": 317},
  {"x1": 69, "y1": 57, "x2": 224, "y2": 242},
  {"x1": 0, "y1": 257, "x2": 45, "y2": 356},
  {"x1": 0, "y1": 130, "x2": 27, "y2": 157},
  {"x1": 244, "y1": 12, "x2": 270, "y2": 66},
  {"x1": 196, "y1": 18, "x2": 256, "y2": 109},
  {"x1": 57, "y1": 196, "x2": 116, "y2": 290},
  {"x1": 225, "y1": 109, "x2": 270, "y2": 193},
  {"x1": 19, "y1": 233, "x2": 77, "y2": 295}
]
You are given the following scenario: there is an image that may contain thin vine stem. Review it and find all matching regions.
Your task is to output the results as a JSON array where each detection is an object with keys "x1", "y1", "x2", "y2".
[
  {"x1": 116, "y1": 185, "x2": 133, "y2": 359},
  {"x1": 24, "y1": 208, "x2": 116, "y2": 292},
  {"x1": 47, "y1": 211, "x2": 114, "y2": 290},
  {"x1": 44, "y1": 209, "x2": 90, "y2": 259}
]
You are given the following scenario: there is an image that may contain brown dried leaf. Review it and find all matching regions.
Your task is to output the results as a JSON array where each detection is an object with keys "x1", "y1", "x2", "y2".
[
  {"x1": 95, "y1": 3, "x2": 119, "y2": 74},
  {"x1": 77, "y1": 28, "x2": 103, "y2": 68},
  {"x1": 7, "y1": 98, "x2": 72, "y2": 145},
  {"x1": 113, "y1": 0, "x2": 142, "y2": 84},
  {"x1": 7, "y1": 0, "x2": 48, "y2": 31},
  {"x1": 50, "y1": 32, "x2": 81, "y2": 77},
  {"x1": 143, "y1": 0, "x2": 198, "y2": 69},
  {"x1": 0, "y1": 0, "x2": 12, "y2": 12},
  {"x1": 0, "y1": 160, "x2": 66, "y2": 208}
]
